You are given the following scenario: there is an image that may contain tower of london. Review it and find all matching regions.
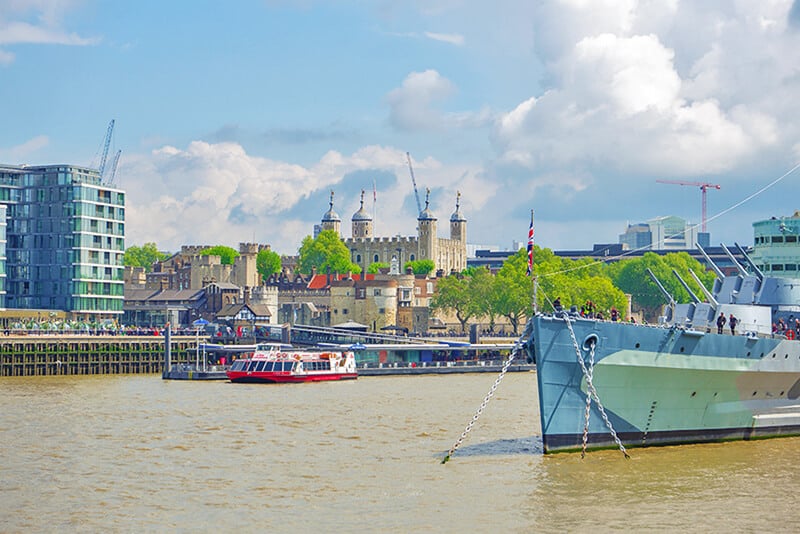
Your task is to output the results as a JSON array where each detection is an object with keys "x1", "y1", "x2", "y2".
[{"x1": 320, "y1": 189, "x2": 467, "y2": 275}]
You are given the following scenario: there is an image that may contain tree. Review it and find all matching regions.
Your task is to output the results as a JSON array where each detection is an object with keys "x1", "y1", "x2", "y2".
[
  {"x1": 256, "y1": 249, "x2": 282, "y2": 281},
  {"x1": 430, "y1": 274, "x2": 479, "y2": 332},
  {"x1": 608, "y1": 252, "x2": 715, "y2": 320},
  {"x1": 367, "y1": 262, "x2": 389, "y2": 274},
  {"x1": 404, "y1": 259, "x2": 435, "y2": 276},
  {"x1": 298, "y1": 229, "x2": 361, "y2": 275},
  {"x1": 200, "y1": 245, "x2": 239, "y2": 265},
  {"x1": 467, "y1": 266, "x2": 498, "y2": 331},
  {"x1": 123, "y1": 242, "x2": 169, "y2": 272},
  {"x1": 493, "y1": 249, "x2": 532, "y2": 334}
]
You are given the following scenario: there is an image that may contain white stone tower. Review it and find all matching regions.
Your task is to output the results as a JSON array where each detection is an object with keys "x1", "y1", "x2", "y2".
[
  {"x1": 351, "y1": 189, "x2": 373, "y2": 238},
  {"x1": 321, "y1": 190, "x2": 341, "y2": 236},
  {"x1": 417, "y1": 188, "x2": 437, "y2": 264}
]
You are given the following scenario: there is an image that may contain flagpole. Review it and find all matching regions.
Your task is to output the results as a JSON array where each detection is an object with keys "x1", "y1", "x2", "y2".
[{"x1": 530, "y1": 209, "x2": 537, "y2": 314}]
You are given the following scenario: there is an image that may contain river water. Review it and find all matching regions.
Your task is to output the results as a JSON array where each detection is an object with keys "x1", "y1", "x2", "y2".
[{"x1": 1, "y1": 372, "x2": 798, "y2": 532}]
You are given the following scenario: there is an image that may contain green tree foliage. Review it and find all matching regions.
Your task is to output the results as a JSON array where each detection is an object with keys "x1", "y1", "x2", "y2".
[
  {"x1": 404, "y1": 259, "x2": 435, "y2": 275},
  {"x1": 298, "y1": 229, "x2": 361, "y2": 275},
  {"x1": 367, "y1": 262, "x2": 389, "y2": 274},
  {"x1": 467, "y1": 267, "x2": 497, "y2": 330},
  {"x1": 607, "y1": 251, "x2": 715, "y2": 320},
  {"x1": 123, "y1": 242, "x2": 170, "y2": 272},
  {"x1": 492, "y1": 249, "x2": 533, "y2": 334},
  {"x1": 430, "y1": 274, "x2": 478, "y2": 332},
  {"x1": 256, "y1": 249, "x2": 282, "y2": 281},
  {"x1": 200, "y1": 245, "x2": 239, "y2": 265}
]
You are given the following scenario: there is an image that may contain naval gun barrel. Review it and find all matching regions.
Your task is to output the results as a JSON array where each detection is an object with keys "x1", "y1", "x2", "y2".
[
  {"x1": 720, "y1": 243, "x2": 748, "y2": 277},
  {"x1": 688, "y1": 269, "x2": 719, "y2": 307},
  {"x1": 734, "y1": 242, "x2": 764, "y2": 281},
  {"x1": 647, "y1": 268, "x2": 676, "y2": 307},
  {"x1": 696, "y1": 244, "x2": 725, "y2": 280},
  {"x1": 672, "y1": 269, "x2": 701, "y2": 304}
]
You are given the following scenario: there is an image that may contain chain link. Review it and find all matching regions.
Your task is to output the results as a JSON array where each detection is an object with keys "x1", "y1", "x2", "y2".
[
  {"x1": 562, "y1": 313, "x2": 630, "y2": 459},
  {"x1": 580, "y1": 340, "x2": 595, "y2": 458},
  {"x1": 441, "y1": 341, "x2": 523, "y2": 464}
]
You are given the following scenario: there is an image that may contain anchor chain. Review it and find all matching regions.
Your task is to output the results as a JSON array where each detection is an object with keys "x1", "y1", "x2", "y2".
[
  {"x1": 441, "y1": 341, "x2": 523, "y2": 464},
  {"x1": 562, "y1": 313, "x2": 630, "y2": 459},
  {"x1": 580, "y1": 340, "x2": 596, "y2": 458}
]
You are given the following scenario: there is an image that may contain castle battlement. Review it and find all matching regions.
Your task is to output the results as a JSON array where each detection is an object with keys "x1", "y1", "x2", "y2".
[
  {"x1": 180, "y1": 245, "x2": 212, "y2": 256},
  {"x1": 346, "y1": 235, "x2": 417, "y2": 245}
]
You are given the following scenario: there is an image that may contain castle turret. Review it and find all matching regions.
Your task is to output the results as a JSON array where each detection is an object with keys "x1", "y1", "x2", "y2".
[
  {"x1": 351, "y1": 189, "x2": 373, "y2": 239},
  {"x1": 450, "y1": 191, "x2": 466, "y2": 242},
  {"x1": 417, "y1": 188, "x2": 437, "y2": 265},
  {"x1": 321, "y1": 190, "x2": 341, "y2": 236}
]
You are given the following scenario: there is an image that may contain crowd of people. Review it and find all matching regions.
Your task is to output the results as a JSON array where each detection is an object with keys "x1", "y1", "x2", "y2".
[{"x1": 773, "y1": 316, "x2": 800, "y2": 339}]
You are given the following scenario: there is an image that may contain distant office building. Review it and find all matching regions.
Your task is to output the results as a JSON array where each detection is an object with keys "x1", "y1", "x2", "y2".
[
  {"x1": 619, "y1": 223, "x2": 652, "y2": 251},
  {"x1": 0, "y1": 164, "x2": 125, "y2": 319},
  {"x1": 750, "y1": 211, "x2": 800, "y2": 277},
  {"x1": 618, "y1": 216, "x2": 708, "y2": 251}
]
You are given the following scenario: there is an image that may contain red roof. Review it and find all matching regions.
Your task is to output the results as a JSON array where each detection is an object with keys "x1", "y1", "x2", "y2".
[{"x1": 307, "y1": 273, "x2": 374, "y2": 290}]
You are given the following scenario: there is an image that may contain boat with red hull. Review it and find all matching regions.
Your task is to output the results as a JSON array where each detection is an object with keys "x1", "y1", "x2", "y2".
[{"x1": 226, "y1": 344, "x2": 358, "y2": 383}]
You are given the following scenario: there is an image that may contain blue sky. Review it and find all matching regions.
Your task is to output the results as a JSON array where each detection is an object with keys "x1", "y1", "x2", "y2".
[{"x1": 2, "y1": 1, "x2": 800, "y2": 255}]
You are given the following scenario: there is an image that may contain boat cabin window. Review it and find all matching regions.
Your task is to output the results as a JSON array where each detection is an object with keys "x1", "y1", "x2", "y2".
[
  {"x1": 307, "y1": 361, "x2": 331, "y2": 371},
  {"x1": 254, "y1": 360, "x2": 266, "y2": 372},
  {"x1": 231, "y1": 360, "x2": 247, "y2": 371}
]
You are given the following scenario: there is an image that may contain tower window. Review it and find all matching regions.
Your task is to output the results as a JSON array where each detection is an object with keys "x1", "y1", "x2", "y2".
[{"x1": 373, "y1": 254, "x2": 379, "y2": 263}]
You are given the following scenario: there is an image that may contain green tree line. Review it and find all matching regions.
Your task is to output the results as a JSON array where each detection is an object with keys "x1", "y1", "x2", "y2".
[{"x1": 432, "y1": 246, "x2": 716, "y2": 334}]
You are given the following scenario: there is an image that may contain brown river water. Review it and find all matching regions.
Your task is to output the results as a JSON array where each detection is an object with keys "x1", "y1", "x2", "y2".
[{"x1": 1, "y1": 372, "x2": 799, "y2": 532}]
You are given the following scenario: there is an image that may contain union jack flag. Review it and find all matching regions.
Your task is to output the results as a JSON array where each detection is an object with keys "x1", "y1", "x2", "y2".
[{"x1": 526, "y1": 216, "x2": 534, "y2": 276}]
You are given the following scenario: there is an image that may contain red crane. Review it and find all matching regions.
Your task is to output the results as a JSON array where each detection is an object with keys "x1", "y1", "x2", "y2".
[{"x1": 655, "y1": 179, "x2": 721, "y2": 232}]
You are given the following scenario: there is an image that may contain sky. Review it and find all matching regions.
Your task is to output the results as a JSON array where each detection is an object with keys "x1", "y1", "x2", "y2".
[{"x1": 2, "y1": 0, "x2": 800, "y2": 256}]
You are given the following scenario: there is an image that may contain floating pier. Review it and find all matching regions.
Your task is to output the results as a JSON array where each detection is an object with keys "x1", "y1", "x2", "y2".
[{"x1": 0, "y1": 335, "x2": 195, "y2": 377}]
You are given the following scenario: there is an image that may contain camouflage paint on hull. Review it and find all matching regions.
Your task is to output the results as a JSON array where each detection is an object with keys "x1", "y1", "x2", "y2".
[{"x1": 532, "y1": 315, "x2": 800, "y2": 453}]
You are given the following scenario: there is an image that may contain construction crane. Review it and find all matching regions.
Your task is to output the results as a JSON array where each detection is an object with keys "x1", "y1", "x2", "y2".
[
  {"x1": 655, "y1": 179, "x2": 721, "y2": 232},
  {"x1": 107, "y1": 149, "x2": 121, "y2": 186},
  {"x1": 405, "y1": 152, "x2": 423, "y2": 215},
  {"x1": 98, "y1": 119, "x2": 115, "y2": 177}
]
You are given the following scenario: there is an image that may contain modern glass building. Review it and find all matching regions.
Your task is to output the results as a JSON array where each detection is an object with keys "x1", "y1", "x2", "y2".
[
  {"x1": 751, "y1": 211, "x2": 800, "y2": 278},
  {"x1": 0, "y1": 164, "x2": 125, "y2": 318}
]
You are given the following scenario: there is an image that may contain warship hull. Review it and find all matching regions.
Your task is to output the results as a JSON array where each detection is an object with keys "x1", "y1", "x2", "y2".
[{"x1": 532, "y1": 315, "x2": 800, "y2": 453}]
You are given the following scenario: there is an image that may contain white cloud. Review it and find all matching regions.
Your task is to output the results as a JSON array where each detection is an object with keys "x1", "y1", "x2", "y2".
[
  {"x1": 0, "y1": 1, "x2": 99, "y2": 64},
  {"x1": 424, "y1": 31, "x2": 464, "y2": 45},
  {"x1": 0, "y1": 21, "x2": 98, "y2": 45},
  {"x1": 0, "y1": 135, "x2": 49, "y2": 161},
  {"x1": 492, "y1": 3, "x2": 797, "y2": 181},
  {"x1": 123, "y1": 141, "x2": 486, "y2": 254},
  {"x1": 386, "y1": 70, "x2": 455, "y2": 131},
  {"x1": 386, "y1": 69, "x2": 495, "y2": 131}
]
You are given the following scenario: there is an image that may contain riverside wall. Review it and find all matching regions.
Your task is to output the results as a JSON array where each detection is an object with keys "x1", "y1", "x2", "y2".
[{"x1": 0, "y1": 335, "x2": 196, "y2": 377}]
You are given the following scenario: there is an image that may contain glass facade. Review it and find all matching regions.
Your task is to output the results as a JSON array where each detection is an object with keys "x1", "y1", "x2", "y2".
[
  {"x1": 751, "y1": 212, "x2": 800, "y2": 277},
  {"x1": 0, "y1": 164, "x2": 125, "y2": 317}
]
